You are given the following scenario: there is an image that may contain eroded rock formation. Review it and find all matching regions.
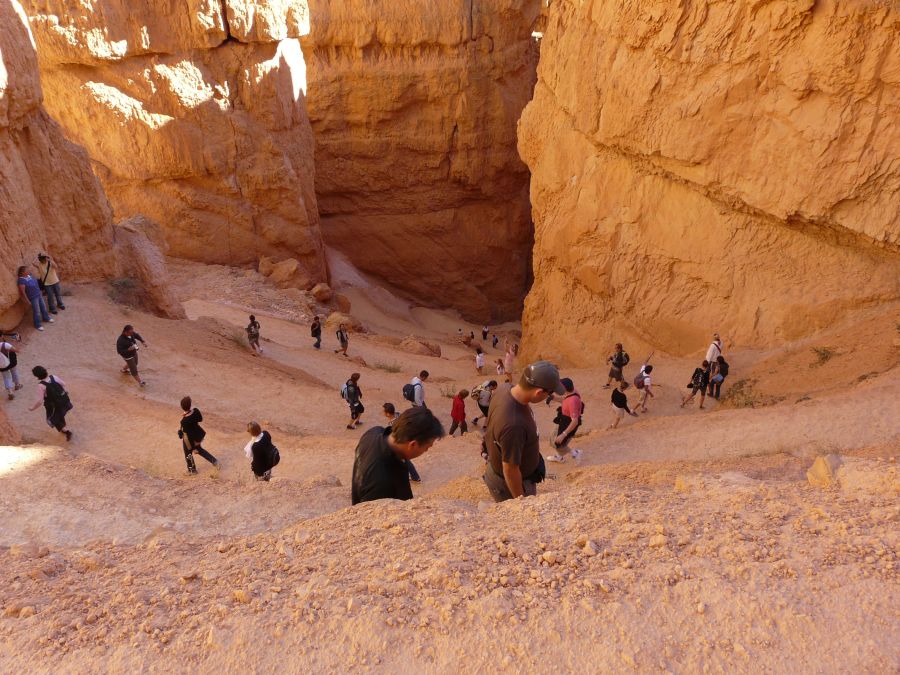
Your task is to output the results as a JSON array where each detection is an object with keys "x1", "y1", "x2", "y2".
[
  {"x1": 22, "y1": 0, "x2": 326, "y2": 286},
  {"x1": 520, "y1": 0, "x2": 900, "y2": 363},
  {"x1": 302, "y1": 0, "x2": 540, "y2": 321},
  {"x1": 0, "y1": 1, "x2": 113, "y2": 326}
]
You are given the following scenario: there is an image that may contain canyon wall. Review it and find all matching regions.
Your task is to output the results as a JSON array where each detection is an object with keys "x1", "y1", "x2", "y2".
[
  {"x1": 22, "y1": 0, "x2": 326, "y2": 285},
  {"x1": 520, "y1": 0, "x2": 900, "y2": 363},
  {"x1": 0, "y1": 1, "x2": 113, "y2": 325},
  {"x1": 302, "y1": 0, "x2": 540, "y2": 321}
]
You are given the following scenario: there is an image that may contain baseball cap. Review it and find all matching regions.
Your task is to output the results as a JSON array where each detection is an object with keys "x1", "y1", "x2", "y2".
[{"x1": 522, "y1": 360, "x2": 565, "y2": 395}]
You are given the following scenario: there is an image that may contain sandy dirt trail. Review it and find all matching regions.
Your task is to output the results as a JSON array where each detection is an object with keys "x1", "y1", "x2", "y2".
[{"x1": 0, "y1": 269, "x2": 897, "y2": 673}]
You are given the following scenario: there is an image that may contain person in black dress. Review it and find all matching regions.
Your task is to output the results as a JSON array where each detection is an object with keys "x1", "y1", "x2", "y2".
[{"x1": 179, "y1": 396, "x2": 219, "y2": 474}]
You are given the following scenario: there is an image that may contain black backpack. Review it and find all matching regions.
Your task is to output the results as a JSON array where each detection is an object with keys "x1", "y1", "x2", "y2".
[
  {"x1": 43, "y1": 376, "x2": 72, "y2": 412},
  {"x1": 612, "y1": 351, "x2": 630, "y2": 368},
  {"x1": 402, "y1": 382, "x2": 418, "y2": 402}
]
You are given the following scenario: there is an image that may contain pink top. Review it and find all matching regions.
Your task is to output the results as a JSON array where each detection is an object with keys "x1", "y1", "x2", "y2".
[{"x1": 561, "y1": 392, "x2": 582, "y2": 422}]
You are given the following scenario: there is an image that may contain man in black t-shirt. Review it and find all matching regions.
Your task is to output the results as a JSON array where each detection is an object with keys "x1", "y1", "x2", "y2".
[
  {"x1": 482, "y1": 360, "x2": 565, "y2": 502},
  {"x1": 351, "y1": 407, "x2": 444, "y2": 505},
  {"x1": 116, "y1": 324, "x2": 147, "y2": 387}
]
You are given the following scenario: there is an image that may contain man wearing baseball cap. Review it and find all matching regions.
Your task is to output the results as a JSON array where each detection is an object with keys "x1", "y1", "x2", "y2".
[{"x1": 482, "y1": 360, "x2": 565, "y2": 501}]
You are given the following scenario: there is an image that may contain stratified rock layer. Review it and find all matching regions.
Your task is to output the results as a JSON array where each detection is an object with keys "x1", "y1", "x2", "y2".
[
  {"x1": 520, "y1": 0, "x2": 900, "y2": 362},
  {"x1": 22, "y1": 0, "x2": 326, "y2": 285},
  {"x1": 303, "y1": 0, "x2": 540, "y2": 321},
  {"x1": 0, "y1": 1, "x2": 113, "y2": 325}
]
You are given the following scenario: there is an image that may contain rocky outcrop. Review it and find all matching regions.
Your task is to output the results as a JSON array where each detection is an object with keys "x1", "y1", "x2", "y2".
[
  {"x1": 113, "y1": 216, "x2": 186, "y2": 320},
  {"x1": 21, "y1": 0, "x2": 326, "y2": 287},
  {"x1": 0, "y1": 1, "x2": 114, "y2": 326},
  {"x1": 302, "y1": 0, "x2": 540, "y2": 321},
  {"x1": 520, "y1": 0, "x2": 900, "y2": 363}
]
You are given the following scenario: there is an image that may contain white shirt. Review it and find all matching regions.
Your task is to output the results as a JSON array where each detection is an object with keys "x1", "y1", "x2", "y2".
[
  {"x1": 638, "y1": 366, "x2": 651, "y2": 390},
  {"x1": 475, "y1": 352, "x2": 485, "y2": 368},
  {"x1": 244, "y1": 433, "x2": 264, "y2": 461},
  {"x1": 411, "y1": 377, "x2": 425, "y2": 407},
  {"x1": 705, "y1": 340, "x2": 722, "y2": 364},
  {"x1": 0, "y1": 352, "x2": 8, "y2": 370}
]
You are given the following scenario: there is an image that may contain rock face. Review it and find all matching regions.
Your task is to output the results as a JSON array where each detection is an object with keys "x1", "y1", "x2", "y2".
[
  {"x1": 113, "y1": 216, "x2": 187, "y2": 320},
  {"x1": 0, "y1": 1, "x2": 114, "y2": 326},
  {"x1": 302, "y1": 0, "x2": 540, "y2": 321},
  {"x1": 22, "y1": 0, "x2": 327, "y2": 286},
  {"x1": 519, "y1": 0, "x2": 900, "y2": 363}
]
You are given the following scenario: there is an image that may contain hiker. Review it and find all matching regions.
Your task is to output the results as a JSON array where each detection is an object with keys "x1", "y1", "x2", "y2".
[
  {"x1": 609, "y1": 381, "x2": 639, "y2": 429},
  {"x1": 311, "y1": 315, "x2": 322, "y2": 349},
  {"x1": 709, "y1": 355, "x2": 729, "y2": 399},
  {"x1": 449, "y1": 389, "x2": 469, "y2": 436},
  {"x1": 117, "y1": 325, "x2": 147, "y2": 386},
  {"x1": 470, "y1": 380, "x2": 497, "y2": 428},
  {"x1": 334, "y1": 323, "x2": 349, "y2": 356},
  {"x1": 546, "y1": 378, "x2": 584, "y2": 463},
  {"x1": 0, "y1": 340, "x2": 22, "y2": 400},
  {"x1": 342, "y1": 372, "x2": 365, "y2": 430},
  {"x1": 34, "y1": 253, "x2": 66, "y2": 314},
  {"x1": 475, "y1": 347, "x2": 485, "y2": 374},
  {"x1": 492, "y1": 334, "x2": 499, "y2": 349},
  {"x1": 246, "y1": 315, "x2": 262, "y2": 355},
  {"x1": 482, "y1": 325, "x2": 489, "y2": 341},
  {"x1": 503, "y1": 339, "x2": 516, "y2": 381},
  {"x1": 482, "y1": 361, "x2": 564, "y2": 502},
  {"x1": 495, "y1": 358, "x2": 506, "y2": 380},
  {"x1": 403, "y1": 370, "x2": 429, "y2": 408},
  {"x1": 383, "y1": 402, "x2": 420, "y2": 482},
  {"x1": 28, "y1": 366, "x2": 72, "y2": 441},
  {"x1": 16, "y1": 266, "x2": 53, "y2": 331},
  {"x1": 705, "y1": 333, "x2": 723, "y2": 365},
  {"x1": 245, "y1": 421, "x2": 280, "y2": 481},
  {"x1": 633, "y1": 361, "x2": 654, "y2": 413},
  {"x1": 682, "y1": 360, "x2": 710, "y2": 409},
  {"x1": 351, "y1": 407, "x2": 444, "y2": 504},
  {"x1": 605, "y1": 343, "x2": 630, "y2": 388},
  {"x1": 178, "y1": 396, "x2": 219, "y2": 474}
]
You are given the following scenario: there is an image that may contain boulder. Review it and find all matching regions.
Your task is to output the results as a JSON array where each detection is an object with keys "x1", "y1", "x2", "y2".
[
  {"x1": 311, "y1": 282, "x2": 333, "y2": 303},
  {"x1": 332, "y1": 292, "x2": 351, "y2": 313},
  {"x1": 399, "y1": 336, "x2": 442, "y2": 358},
  {"x1": 324, "y1": 312, "x2": 363, "y2": 332},
  {"x1": 113, "y1": 215, "x2": 186, "y2": 319},
  {"x1": 258, "y1": 256, "x2": 314, "y2": 290}
]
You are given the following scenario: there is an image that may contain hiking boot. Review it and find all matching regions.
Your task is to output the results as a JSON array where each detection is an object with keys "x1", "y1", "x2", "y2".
[
  {"x1": 139, "y1": 381, "x2": 147, "y2": 387},
  {"x1": 346, "y1": 424, "x2": 355, "y2": 430},
  {"x1": 7, "y1": 393, "x2": 14, "y2": 400},
  {"x1": 64, "y1": 430, "x2": 73, "y2": 442},
  {"x1": 354, "y1": 419, "x2": 363, "y2": 426},
  {"x1": 546, "y1": 454, "x2": 565, "y2": 463},
  {"x1": 47, "y1": 318, "x2": 54, "y2": 323},
  {"x1": 14, "y1": 383, "x2": 23, "y2": 390},
  {"x1": 36, "y1": 327, "x2": 44, "y2": 331},
  {"x1": 59, "y1": 305, "x2": 66, "y2": 310},
  {"x1": 571, "y1": 449, "x2": 582, "y2": 463}
]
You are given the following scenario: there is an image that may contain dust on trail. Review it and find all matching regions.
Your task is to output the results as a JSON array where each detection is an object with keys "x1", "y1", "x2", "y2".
[{"x1": 1, "y1": 267, "x2": 897, "y2": 672}]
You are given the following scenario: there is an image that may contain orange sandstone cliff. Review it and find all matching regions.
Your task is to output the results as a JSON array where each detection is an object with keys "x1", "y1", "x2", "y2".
[
  {"x1": 519, "y1": 0, "x2": 900, "y2": 363},
  {"x1": 302, "y1": 0, "x2": 540, "y2": 321},
  {"x1": 0, "y1": 1, "x2": 113, "y2": 326},
  {"x1": 21, "y1": 0, "x2": 326, "y2": 285}
]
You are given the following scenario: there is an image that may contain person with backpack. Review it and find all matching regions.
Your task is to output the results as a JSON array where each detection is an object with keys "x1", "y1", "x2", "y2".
[
  {"x1": 491, "y1": 334, "x2": 499, "y2": 349},
  {"x1": 342, "y1": 372, "x2": 365, "y2": 430},
  {"x1": 470, "y1": 380, "x2": 497, "y2": 428},
  {"x1": 609, "y1": 381, "x2": 639, "y2": 429},
  {"x1": 178, "y1": 396, "x2": 219, "y2": 474},
  {"x1": 633, "y1": 359, "x2": 654, "y2": 413},
  {"x1": 334, "y1": 323, "x2": 350, "y2": 357},
  {"x1": 246, "y1": 315, "x2": 262, "y2": 355},
  {"x1": 16, "y1": 266, "x2": 53, "y2": 331},
  {"x1": 28, "y1": 365, "x2": 72, "y2": 441},
  {"x1": 449, "y1": 389, "x2": 469, "y2": 436},
  {"x1": 482, "y1": 361, "x2": 565, "y2": 501},
  {"x1": 604, "y1": 343, "x2": 630, "y2": 388},
  {"x1": 546, "y1": 378, "x2": 584, "y2": 463},
  {"x1": 34, "y1": 253, "x2": 66, "y2": 314},
  {"x1": 310, "y1": 315, "x2": 322, "y2": 349},
  {"x1": 244, "y1": 421, "x2": 280, "y2": 481},
  {"x1": 351, "y1": 407, "x2": 444, "y2": 504},
  {"x1": 0, "y1": 340, "x2": 22, "y2": 400},
  {"x1": 383, "y1": 402, "x2": 420, "y2": 482},
  {"x1": 708, "y1": 355, "x2": 729, "y2": 399},
  {"x1": 117, "y1": 324, "x2": 147, "y2": 387},
  {"x1": 475, "y1": 347, "x2": 485, "y2": 374},
  {"x1": 403, "y1": 370, "x2": 429, "y2": 408},
  {"x1": 681, "y1": 360, "x2": 711, "y2": 409}
]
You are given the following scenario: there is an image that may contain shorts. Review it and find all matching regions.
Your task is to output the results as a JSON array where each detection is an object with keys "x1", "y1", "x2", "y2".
[
  {"x1": 710, "y1": 374, "x2": 724, "y2": 384},
  {"x1": 611, "y1": 404, "x2": 625, "y2": 418},
  {"x1": 478, "y1": 403, "x2": 489, "y2": 417},
  {"x1": 350, "y1": 402, "x2": 365, "y2": 419},
  {"x1": 122, "y1": 354, "x2": 138, "y2": 376},
  {"x1": 608, "y1": 366, "x2": 624, "y2": 381},
  {"x1": 482, "y1": 467, "x2": 536, "y2": 502}
]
